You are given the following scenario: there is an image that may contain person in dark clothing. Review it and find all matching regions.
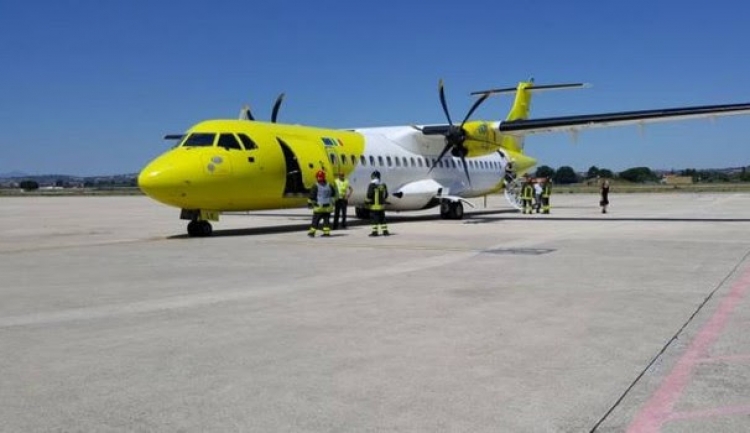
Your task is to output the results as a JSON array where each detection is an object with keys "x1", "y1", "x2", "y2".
[
  {"x1": 307, "y1": 170, "x2": 337, "y2": 237},
  {"x1": 366, "y1": 170, "x2": 389, "y2": 236},
  {"x1": 600, "y1": 179, "x2": 610, "y2": 214},
  {"x1": 541, "y1": 177, "x2": 552, "y2": 214}
]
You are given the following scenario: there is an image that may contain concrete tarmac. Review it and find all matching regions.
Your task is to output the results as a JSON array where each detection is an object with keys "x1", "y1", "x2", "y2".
[{"x1": 1, "y1": 193, "x2": 750, "y2": 432}]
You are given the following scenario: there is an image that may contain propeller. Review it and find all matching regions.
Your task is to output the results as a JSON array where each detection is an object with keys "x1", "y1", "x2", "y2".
[
  {"x1": 239, "y1": 93, "x2": 286, "y2": 123},
  {"x1": 425, "y1": 80, "x2": 491, "y2": 186}
]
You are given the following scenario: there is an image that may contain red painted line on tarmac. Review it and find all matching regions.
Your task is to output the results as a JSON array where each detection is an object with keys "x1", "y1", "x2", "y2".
[
  {"x1": 627, "y1": 267, "x2": 750, "y2": 433},
  {"x1": 667, "y1": 405, "x2": 750, "y2": 422}
]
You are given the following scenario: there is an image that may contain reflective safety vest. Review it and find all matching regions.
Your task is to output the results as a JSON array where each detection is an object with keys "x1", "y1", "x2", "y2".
[
  {"x1": 335, "y1": 178, "x2": 350, "y2": 199},
  {"x1": 367, "y1": 182, "x2": 388, "y2": 211},
  {"x1": 542, "y1": 183, "x2": 551, "y2": 198},
  {"x1": 309, "y1": 182, "x2": 336, "y2": 213},
  {"x1": 521, "y1": 183, "x2": 534, "y2": 200}
]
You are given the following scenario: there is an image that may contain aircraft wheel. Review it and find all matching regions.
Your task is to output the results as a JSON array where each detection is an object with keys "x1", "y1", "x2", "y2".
[
  {"x1": 200, "y1": 221, "x2": 213, "y2": 236},
  {"x1": 440, "y1": 202, "x2": 451, "y2": 219},
  {"x1": 187, "y1": 221, "x2": 201, "y2": 237},
  {"x1": 450, "y1": 202, "x2": 464, "y2": 220},
  {"x1": 187, "y1": 220, "x2": 213, "y2": 237}
]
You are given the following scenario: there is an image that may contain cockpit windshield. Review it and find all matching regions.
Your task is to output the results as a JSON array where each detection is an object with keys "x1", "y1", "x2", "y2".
[{"x1": 181, "y1": 133, "x2": 216, "y2": 147}]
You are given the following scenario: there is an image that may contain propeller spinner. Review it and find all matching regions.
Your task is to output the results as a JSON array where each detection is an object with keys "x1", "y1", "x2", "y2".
[{"x1": 424, "y1": 80, "x2": 490, "y2": 186}]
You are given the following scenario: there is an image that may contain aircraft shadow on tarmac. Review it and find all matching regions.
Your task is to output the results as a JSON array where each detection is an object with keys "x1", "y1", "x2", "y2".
[
  {"x1": 167, "y1": 209, "x2": 517, "y2": 239},
  {"x1": 168, "y1": 209, "x2": 750, "y2": 239}
]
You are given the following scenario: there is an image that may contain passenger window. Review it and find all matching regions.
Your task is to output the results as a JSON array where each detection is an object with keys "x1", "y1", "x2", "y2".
[
  {"x1": 238, "y1": 133, "x2": 258, "y2": 150},
  {"x1": 361, "y1": 155, "x2": 367, "y2": 166},
  {"x1": 410, "y1": 157, "x2": 416, "y2": 167},
  {"x1": 218, "y1": 133, "x2": 242, "y2": 150},
  {"x1": 378, "y1": 156, "x2": 384, "y2": 166},
  {"x1": 329, "y1": 154, "x2": 336, "y2": 164},
  {"x1": 182, "y1": 133, "x2": 215, "y2": 147},
  {"x1": 351, "y1": 155, "x2": 356, "y2": 165},
  {"x1": 370, "y1": 155, "x2": 375, "y2": 166},
  {"x1": 340, "y1": 154, "x2": 347, "y2": 165},
  {"x1": 395, "y1": 157, "x2": 400, "y2": 167},
  {"x1": 386, "y1": 156, "x2": 392, "y2": 167}
]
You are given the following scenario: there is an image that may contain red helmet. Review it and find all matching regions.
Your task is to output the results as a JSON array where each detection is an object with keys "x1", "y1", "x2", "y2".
[{"x1": 316, "y1": 170, "x2": 326, "y2": 181}]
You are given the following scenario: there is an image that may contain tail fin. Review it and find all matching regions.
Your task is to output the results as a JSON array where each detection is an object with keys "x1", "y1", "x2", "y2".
[{"x1": 471, "y1": 81, "x2": 588, "y2": 152}]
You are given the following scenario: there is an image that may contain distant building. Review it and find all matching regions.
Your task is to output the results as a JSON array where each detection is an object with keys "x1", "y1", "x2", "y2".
[{"x1": 661, "y1": 175, "x2": 693, "y2": 185}]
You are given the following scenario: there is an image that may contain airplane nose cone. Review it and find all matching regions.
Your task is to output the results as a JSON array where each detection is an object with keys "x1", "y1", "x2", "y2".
[{"x1": 138, "y1": 154, "x2": 193, "y2": 206}]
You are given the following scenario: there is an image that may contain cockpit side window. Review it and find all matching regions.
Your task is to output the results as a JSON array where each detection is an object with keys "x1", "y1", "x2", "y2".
[
  {"x1": 238, "y1": 133, "x2": 258, "y2": 150},
  {"x1": 218, "y1": 133, "x2": 242, "y2": 150},
  {"x1": 182, "y1": 133, "x2": 215, "y2": 147}
]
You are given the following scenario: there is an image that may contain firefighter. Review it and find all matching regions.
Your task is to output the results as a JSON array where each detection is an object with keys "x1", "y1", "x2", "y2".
[
  {"x1": 541, "y1": 177, "x2": 552, "y2": 214},
  {"x1": 365, "y1": 170, "x2": 389, "y2": 236},
  {"x1": 520, "y1": 176, "x2": 534, "y2": 214},
  {"x1": 333, "y1": 172, "x2": 353, "y2": 230},
  {"x1": 307, "y1": 170, "x2": 337, "y2": 237}
]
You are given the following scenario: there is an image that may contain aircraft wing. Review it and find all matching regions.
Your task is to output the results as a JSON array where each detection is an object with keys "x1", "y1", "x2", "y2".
[{"x1": 495, "y1": 103, "x2": 750, "y2": 136}]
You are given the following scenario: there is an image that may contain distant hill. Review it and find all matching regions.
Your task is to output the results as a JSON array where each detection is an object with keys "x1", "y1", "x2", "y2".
[{"x1": 0, "y1": 171, "x2": 29, "y2": 178}]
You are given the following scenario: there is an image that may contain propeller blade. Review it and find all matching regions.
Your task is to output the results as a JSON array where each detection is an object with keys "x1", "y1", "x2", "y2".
[
  {"x1": 438, "y1": 79, "x2": 453, "y2": 126},
  {"x1": 271, "y1": 93, "x2": 285, "y2": 123},
  {"x1": 459, "y1": 91, "x2": 490, "y2": 127},
  {"x1": 428, "y1": 142, "x2": 453, "y2": 174},
  {"x1": 240, "y1": 104, "x2": 255, "y2": 121},
  {"x1": 460, "y1": 154, "x2": 472, "y2": 187}
]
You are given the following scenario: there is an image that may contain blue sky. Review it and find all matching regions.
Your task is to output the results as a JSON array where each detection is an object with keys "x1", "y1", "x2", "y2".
[{"x1": 1, "y1": 0, "x2": 749, "y2": 176}]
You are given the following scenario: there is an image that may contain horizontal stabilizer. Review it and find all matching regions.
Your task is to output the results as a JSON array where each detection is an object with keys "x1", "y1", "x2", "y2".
[{"x1": 470, "y1": 83, "x2": 588, "y2": 96}]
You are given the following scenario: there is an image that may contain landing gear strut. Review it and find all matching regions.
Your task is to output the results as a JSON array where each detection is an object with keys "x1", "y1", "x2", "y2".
[{"x1": 187, "y1": 220, "x2": 213, "y2": 237}]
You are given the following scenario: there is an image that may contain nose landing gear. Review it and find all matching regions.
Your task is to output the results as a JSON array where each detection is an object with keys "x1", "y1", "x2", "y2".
[{"x1": 187, "y1": 220, "x2": 213, "y2": 237}]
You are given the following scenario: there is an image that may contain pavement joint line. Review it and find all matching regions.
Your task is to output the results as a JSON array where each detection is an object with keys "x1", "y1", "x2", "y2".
[
  {"x1": 0, "y1": 249, "x2": 479, "y2": 329},
  {"x1": 0, "y1": 237, "x2": 166, "y2": 254}
]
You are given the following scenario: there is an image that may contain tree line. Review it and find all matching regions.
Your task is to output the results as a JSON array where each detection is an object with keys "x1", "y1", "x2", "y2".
[{"x1": 534, "y1": 165, "x2": 750, "y2": 185}]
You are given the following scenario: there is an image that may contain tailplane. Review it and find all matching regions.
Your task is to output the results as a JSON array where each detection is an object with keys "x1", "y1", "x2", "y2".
[
  {"x1": 471, "y1": 80, "x2": 588, "y2": 121},
  {"x1": 470, "y1": 80, "x2": 588, "y2": 151}
]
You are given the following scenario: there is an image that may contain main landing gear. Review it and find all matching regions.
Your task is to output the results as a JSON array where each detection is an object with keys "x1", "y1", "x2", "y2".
[
  {"x1": 440, "y1": 200, "x2": 464, "y2": 220},
  {"x1": 187, "y1": 220, "x2": 213, "y2": 237}
]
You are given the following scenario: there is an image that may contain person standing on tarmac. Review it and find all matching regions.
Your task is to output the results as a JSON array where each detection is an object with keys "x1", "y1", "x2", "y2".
[
  {"x1": 307, "y1": 170, "x2": 337, "y2": 237},
  {"x1": 600, "y1": 179, "x2": 610, "y2": 214},
  {"x1": 366, "y1": 170, "x2": 389, "y2": 237},
  {"x1": 520, "y1": 176, "x2": 534, "y2": 214},
  {"x1": 333, "y1": 172, "x2": 353, "y2": 230},
  {"x1": 541, "y1": 177, "x2": 552, "y2": 214},
  {"x1": 533, "y1": 179, "x2": 543, "y2": 213}
]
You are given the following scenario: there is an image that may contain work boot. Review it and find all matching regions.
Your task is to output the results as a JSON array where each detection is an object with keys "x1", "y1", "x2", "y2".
[
  {"x1": 308, "y1": 232, "x2": 315, "y2": 238},
  {"x1": 369, "y1": 232, "x2": 379, "y2": 237},
  {"x1": 382, "y1": 230, "x2": 390, "y2": 236}
]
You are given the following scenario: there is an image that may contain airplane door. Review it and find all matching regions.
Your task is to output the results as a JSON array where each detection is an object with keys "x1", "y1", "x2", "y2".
[{"x1": 276, "y1": 137, "x2": 329, "y2": 196}]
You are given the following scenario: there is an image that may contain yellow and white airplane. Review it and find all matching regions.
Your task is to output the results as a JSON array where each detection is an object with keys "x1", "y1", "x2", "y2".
[{"x1": 138, "y1": 80, "x2": 750, "y2": 236}]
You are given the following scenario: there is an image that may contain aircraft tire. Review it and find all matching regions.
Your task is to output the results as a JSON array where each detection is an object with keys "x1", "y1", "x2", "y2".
[
  {"x1": 187, "y1": 221, "x2": 200, "y2": 237},
  {"x1": 451, "y1": 202, "x2": 464, "y2": 219},
  {"x1": 187, "y1": 220, "x2": 213, "y2": 237},
  {"x1": 440, "y1": 202, "x2": 451, "y2": 219}
]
